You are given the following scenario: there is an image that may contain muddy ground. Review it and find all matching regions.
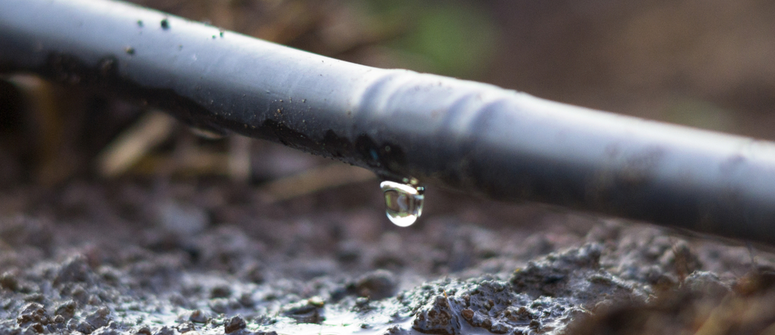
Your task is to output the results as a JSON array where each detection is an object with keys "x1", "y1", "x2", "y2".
[
  {"x1": 3, "y1": 176, "x2": 775, "y2": 335},
  {"x1": 4, "y1": 0, "x2": 775, "y2": 334}
]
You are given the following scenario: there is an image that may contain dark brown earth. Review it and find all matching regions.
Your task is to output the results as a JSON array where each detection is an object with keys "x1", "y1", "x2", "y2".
[
  {"x1": 4, "y1": 1, "x2": 775, "y2": 334},
  {"x1": 2, "y1": 178, "x2": 775, "y2": 335}
]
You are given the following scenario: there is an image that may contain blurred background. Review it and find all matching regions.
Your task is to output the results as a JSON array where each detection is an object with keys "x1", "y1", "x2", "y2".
[{"x1": 1, "y1": 0, "x2": 774, "y2": 189}]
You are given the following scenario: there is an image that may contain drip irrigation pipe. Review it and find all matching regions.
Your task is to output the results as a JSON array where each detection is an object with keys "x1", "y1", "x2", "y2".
[{"x1": 3, "y1": 0, "x2": 775, "y2": 244}]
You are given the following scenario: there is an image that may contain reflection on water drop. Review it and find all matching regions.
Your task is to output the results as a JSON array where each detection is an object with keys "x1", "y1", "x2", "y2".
[
  {"x1": 380, "y1": 181, "x2": 424, "y2": 227},
  {"x1": 189, "y1": 126, "x2": 227, "y2": 140}
]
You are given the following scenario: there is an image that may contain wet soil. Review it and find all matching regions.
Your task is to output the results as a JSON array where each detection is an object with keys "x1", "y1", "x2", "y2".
[{"x1": 3, "y1": 178, "x2": 775, "y2": 335}]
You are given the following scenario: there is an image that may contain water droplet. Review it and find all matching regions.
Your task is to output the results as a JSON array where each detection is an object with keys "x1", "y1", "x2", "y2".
[{"x1": 380, "y1": 181, "x2": 424, "y2": 227}]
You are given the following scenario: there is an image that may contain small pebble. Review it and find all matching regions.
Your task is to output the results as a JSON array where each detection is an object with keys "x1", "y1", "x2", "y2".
[
  {"x1": 208, "y1": 298, "x2": 230, "y2": 314},
  {"x1": 76, "y1": 321, "x2": 95, "y2": 334},
  {"x1": 238, "y1": 293, "x2": 253, "y2": 307},
  {"x1": 352, "y1": 270, "x2": 397, "y2": 300},
  {"x1": 54, "y1": 256, "x2": 91, "y2": 286},
  {"x1": 134, "y1": 326, "x2": 152, "y2": 335},
  {"x1": 188, "y1": 310, "x2": 209, "y2": 323},
  {"x1": 308, "y1": 296, "x2": 325, "y2": 307},
  {"x1": 224, "y1": 316, "x2": 246, "y2": 334},
  {"x1": 461, "y1": 309, "x2": 474, "y2": 321},
  {"x1": 210, "y1": 285, "x2": 231, "y2": 299},
  {"x1": 55, "y1": 300, "x2": 77, "y2": 320}
]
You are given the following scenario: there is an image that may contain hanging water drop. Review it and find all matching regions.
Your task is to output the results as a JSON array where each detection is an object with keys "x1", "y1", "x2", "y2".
[{"x1": 380, "y1": 181, "x2": 424, "y2": 227}]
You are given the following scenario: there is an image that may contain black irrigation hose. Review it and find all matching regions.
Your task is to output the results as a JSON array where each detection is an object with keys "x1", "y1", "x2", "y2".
[{"x1": 3, "y1": 0, "x2": 775, "y2": 244}]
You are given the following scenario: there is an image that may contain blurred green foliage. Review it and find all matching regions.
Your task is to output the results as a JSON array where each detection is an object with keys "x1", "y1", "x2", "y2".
[
  {"x1": 360, "y1": 0, "x2": 498, "y2": 79},
  {"x1": 661, "y1": 97, "x2": 737, "y2": 133}
]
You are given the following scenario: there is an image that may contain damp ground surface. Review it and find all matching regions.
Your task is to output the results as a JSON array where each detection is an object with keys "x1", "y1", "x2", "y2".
[{"x1": 3, "y1": 178, "x2": 775, "y2": 335}]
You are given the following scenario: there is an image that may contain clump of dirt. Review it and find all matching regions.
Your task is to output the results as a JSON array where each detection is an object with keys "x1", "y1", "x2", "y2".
[{"x1": 570, "y1": 269, "x2": 775, "y2": 335}]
